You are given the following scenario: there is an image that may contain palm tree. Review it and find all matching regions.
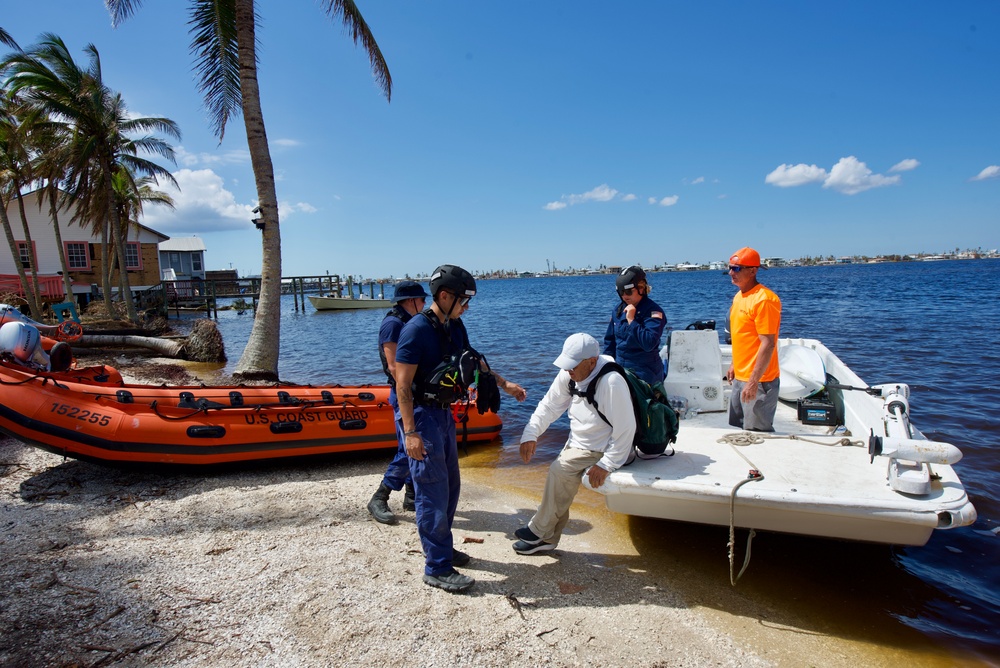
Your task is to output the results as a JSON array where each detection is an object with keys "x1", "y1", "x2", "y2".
[
  {"x1": 0, "y1": 97, "x2": 44, "y2": 316},
  {"x1": 105, "y1": 0, "x2": 392, "y2": 381},
  {"x1": 28, "y1": 123, "x2": 76, "y2": 301},
  {"x1": 3, "y1": 35, "x2": 180, "y2": 323},
  {"x1": 109, "y1": 168, "x2": 175, "y2": 306}
]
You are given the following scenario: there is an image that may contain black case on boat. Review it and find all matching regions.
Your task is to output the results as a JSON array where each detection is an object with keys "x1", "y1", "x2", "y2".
[{"x1": 796, "y1": 398, "x2": 840, "y2": 426}]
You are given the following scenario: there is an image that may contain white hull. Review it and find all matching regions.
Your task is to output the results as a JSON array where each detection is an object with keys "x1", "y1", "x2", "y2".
[
  {"x1": 588, "y1": 336, "x2": 977, "y2": 546},
  {"x1": 308, "y1": 295, "x2": 392, "y2": 310}
]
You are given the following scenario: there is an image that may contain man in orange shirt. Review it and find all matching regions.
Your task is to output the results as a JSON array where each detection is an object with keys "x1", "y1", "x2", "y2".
[{"x1": 725, "y1": 247, "x2": 781, "y2": 432}]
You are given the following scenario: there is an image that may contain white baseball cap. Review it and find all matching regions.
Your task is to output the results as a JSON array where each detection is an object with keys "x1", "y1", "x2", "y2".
[{"x1": 553, "y1": 333, "x2": 599, "y2": 370}]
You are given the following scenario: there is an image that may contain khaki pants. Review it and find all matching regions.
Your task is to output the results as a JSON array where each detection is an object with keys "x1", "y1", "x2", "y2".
[{"x1": 528, "y1": 446, "x2": 604, "y2": 545}]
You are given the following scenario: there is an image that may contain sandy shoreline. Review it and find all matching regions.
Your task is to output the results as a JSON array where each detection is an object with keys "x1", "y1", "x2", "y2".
[{"x1": 0, "y1": 359, "x2": 981, "y2": 667}]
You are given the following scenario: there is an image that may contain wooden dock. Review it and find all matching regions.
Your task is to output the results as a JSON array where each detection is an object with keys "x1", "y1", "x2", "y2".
[{"x1": 146, "y1": 275, "x2": 391, "y2": 318}]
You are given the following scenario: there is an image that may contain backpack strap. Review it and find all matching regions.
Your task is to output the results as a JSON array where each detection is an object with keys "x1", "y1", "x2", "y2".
[{"x1": 568, "y1": 362, "x2": 624, "y2": 428}]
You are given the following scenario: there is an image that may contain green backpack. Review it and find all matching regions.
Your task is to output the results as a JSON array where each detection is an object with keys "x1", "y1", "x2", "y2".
[{"x1": 569, "y1": 362, "x2": 679, "y2": 458}]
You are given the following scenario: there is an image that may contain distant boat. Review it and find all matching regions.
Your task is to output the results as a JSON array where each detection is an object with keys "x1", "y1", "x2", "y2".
[{"x1": 308, "y1": 294, "x2": 391, "y2": 310}]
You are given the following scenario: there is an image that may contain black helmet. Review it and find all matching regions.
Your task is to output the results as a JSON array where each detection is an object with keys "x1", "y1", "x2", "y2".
[
  {"x1": 392, "y1": 280, "x2": 429, "y2": 304},
  {"x1": 616, "y1": 265, "x2": 647, "y2": 296},
  {"x1": 429, "y1": 264, "x2": 476, "y2": 299}
]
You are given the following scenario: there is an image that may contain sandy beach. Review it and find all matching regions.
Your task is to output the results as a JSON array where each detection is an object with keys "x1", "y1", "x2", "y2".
[{"x1": 0, "y1": 360, "x2": 978, "y2": 668}]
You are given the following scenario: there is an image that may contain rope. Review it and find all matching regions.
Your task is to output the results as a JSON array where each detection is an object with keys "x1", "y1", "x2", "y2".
[
  {"x1": 716, "y1": 430, "x2": 864, "y2": 585},
  {"x1": 717, "y1": 432, "x2": 765, "y2": 585},
  {"x1": 728, "y1": 475, "x2": 760, "y2": 586}
]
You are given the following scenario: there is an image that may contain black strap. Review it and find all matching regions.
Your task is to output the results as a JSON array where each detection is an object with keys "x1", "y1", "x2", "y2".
[
  {"x1": 379, "y1": 306, "x2": 411, "y2": 386},
  {"x1": 568, "y1": 362, "x2": 624, "y2": 428}
]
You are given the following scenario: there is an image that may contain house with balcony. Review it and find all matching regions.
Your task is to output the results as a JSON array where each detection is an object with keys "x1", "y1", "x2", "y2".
[{"x1": 1, "y1": 188, "x2": 168, "y2": 307}]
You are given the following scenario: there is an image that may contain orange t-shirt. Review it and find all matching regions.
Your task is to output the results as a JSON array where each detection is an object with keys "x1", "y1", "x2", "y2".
[{"x1": 730, "y1": 283, "x2": 781, "y2": 382}]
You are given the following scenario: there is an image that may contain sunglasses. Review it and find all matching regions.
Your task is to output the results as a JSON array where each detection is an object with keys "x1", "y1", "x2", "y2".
[
  {"x1": 621, "y1": 288, "x2": 637, "y2": 296},
  {"x1": 450, "y1": 292, "x2": 472, "y2": 307},
  {"x1": 728, "y1": 265, "x2": 756, "y2": 273}
]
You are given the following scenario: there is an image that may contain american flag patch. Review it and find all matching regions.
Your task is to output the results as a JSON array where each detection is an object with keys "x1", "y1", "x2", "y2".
[{"x1": 651, "y1": 312, "x2": 664, "y2": 319}]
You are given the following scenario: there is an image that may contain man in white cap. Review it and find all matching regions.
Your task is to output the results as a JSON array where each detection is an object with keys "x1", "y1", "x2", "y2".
[{"x1": 513, "y1": 333, "x2": 636, "y2": 554}]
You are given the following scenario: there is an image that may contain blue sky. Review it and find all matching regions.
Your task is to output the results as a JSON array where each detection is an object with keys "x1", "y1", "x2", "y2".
[{"x1": 5, "y1": 2, "x2": 999, "y2": 278}]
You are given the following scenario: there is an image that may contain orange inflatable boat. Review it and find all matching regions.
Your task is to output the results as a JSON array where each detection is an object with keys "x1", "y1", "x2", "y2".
[{"x1": 0, "y1": 361, "x2": 502, "y2": 466}]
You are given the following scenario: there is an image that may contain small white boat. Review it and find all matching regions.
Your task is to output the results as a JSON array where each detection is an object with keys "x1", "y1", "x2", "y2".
[
  {"x1": 586, "y1": 330, "x2": 977, "y2": 547},
  {"x1": 308, "y1": 294, "x2": 392, "y2": 311}
]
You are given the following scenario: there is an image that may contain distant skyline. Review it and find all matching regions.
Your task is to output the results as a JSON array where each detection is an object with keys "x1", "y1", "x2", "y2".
[{"x1": 4, "y1": 2, "x2": 998, "y2": 277}]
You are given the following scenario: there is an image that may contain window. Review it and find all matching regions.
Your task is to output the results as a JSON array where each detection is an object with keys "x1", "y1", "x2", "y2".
[
  {"x1": 192, "y1": 252, "x2": 203, "y2": 272},
  {"x1": 125, "y1": 242, "x2": 141, "y2": 270},
  {"x1": 16, "y1": 242, "x2": 33, "y2": 269},
  {"x1": 66, "y1": 242, "x2": 90, "y2": 270}
]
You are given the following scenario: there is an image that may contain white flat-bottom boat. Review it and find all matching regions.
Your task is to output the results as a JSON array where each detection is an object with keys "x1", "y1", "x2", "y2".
[
  {"x1": 308, "y1": 294, "x2": 392, "y2": 310},
  {"x1": 586, "y1": 331, "x2": 977, "y2": 547}
]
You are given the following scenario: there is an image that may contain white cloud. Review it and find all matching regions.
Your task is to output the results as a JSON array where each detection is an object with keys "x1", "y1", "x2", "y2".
[
  {"x1": 655, "y1": 195, "x2": 679, "y2": 207},
  {"x1": 174, "y1": 145, "x2": 250, "y2": 168},
  {"x1": 822, "y1": 156, "x2": 900, "y2": 194},
  {"x1": 647, "y1": 197, "x2": 657, "y2": 205},
  {"x1": 285, "y1": 202, "x2": 318, "y2": 214},
  {"x1": 971, "y1": 165, "x2": 1000, "y2": 181},
  {"x1": 766, "y1": 157, "x2": 903, "y2": 194},
  {"x1": 765, "y1": 163, "x2": 827, "y2": 187},
  {"x1": 687, "y1": 176, "x2": 705, "y2": 185},
  {"x1": 621, "y1": 193, "x2": 637, "y2": 201},
  {"x1": 273, "y1": 139, "x2": 302, "y2": 148},
  {"x1": 138, "y1": 168, "x2": 315, "y2": 233},
  {"x1": 543, "y1": 183, "x2": 620, "y2": 210},
  {"x1": 890, "y1": 158, "x2": 920, "y2": 172}
]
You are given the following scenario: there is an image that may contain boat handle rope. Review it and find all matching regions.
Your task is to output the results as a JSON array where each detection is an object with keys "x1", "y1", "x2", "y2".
[
  {"x1": 717, "y1": 432, "x2": 766, "y2": 585},
  {"x1": 1, "y1": 373, "x2": 69, "y2": 390},
  {"x1": 716, "y1": 430, "x2": 867, "y2": 585},
  {"x1": 144, "y1": 397, "x2": 376, "y2": 421},
  {"x1": 150, "y1": 400, "x2": 208, "y2": 421}
]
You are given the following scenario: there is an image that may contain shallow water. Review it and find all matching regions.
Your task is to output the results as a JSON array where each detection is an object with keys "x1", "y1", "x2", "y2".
[{"x1": 194, "y1": 259, "x2": 998, "y2": 660}]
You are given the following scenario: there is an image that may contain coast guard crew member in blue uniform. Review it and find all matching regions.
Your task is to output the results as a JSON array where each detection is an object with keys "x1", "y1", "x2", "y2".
[
  {"x1": 603, "y1": 265, "x2": 667, "y2": 384},
  {"x1": 395, "y1": 264, "x2": 526, "y2": 593},
  {"x1": 367, "y1": 280, "x2": 429, "y2": 525}
]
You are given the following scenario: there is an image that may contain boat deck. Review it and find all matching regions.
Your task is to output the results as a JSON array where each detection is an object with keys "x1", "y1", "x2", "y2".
[{"x1": 589, "y1": 341, "x2": 976, "y2": 546}]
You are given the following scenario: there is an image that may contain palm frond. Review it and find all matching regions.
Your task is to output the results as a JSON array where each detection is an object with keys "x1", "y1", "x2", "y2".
[
  {"x1": 0, "y1": 26, "x2": 20, "y2": 51},
  {"x1": 319, "y1": 0, "x2": 392, "y2": 102},
  {"x1": 189, "y1": 0, "x2": 244, "y2": 141},
  {"x1": 104, "y1": 0, "x2": 145, "y2": 29}
]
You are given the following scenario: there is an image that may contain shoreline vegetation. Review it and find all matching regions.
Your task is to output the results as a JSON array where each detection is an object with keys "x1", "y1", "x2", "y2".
[{"x1": 339, "y1": 249, "x2": 999, "y2": 284}]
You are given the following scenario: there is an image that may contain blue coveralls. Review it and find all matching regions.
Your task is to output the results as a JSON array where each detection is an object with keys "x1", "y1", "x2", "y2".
[
  {"x1": 603, "y1": 294, "x2": 667, "y2": 385},
  {"x1": 378, "y1": 306, "x2": 412, "y2": 491},
  {"x1": 395, "y1": 314, "x2": 467, "y2": 577}
]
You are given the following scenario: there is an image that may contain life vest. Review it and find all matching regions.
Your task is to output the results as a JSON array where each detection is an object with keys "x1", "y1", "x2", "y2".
[
  {"x1": 411, "y1": 311, "x2": 500, "y2": 415},
  {"x1": 378, "y1": 304, "x2": 412, "y2": 387}
]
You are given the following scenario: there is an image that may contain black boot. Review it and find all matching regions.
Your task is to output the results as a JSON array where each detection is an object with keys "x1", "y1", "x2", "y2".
[
  {"x1": 402, "y1": 482, "x2": 416, "y2": 512},
  {"x1": 367, "y1": 483, "x2": 397, "y2": 525}
]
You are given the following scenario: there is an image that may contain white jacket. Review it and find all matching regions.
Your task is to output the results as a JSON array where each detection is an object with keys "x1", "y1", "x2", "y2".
[{"x1": 520, "y1": 355, "x2": 637, "y2": 471}]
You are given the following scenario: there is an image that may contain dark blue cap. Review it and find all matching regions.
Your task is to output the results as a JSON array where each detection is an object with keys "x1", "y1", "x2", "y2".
[{"x1": 392, "y1": 280, "x2": 429, "y2": 303}]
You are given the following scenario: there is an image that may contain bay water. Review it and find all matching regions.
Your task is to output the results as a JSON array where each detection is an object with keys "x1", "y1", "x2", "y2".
[{"x1": 199, "y1": 259, "x2": 999, "y2": 661}]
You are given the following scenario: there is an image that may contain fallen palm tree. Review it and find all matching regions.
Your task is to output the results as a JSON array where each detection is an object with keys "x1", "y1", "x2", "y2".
[{"x1": 72, "y1": 319, "x2": 225, "y2": 362}]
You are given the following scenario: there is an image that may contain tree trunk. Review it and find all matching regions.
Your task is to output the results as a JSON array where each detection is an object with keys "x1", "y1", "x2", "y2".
[
  {"x1": 14, "y1": 191, "x2": 44, "y2": 317},
  {"x1": 0, "y1": 198, "x2": 38, "y2": 314},
  {"x1": 47, "y1": 198, "x2": 75, "y2": 302},
  {"x1": 105, "y1": 159, "x2": 138, "y2": 324},
  {"x1": 101, "y1": 220, "x2": 113, "y2": 315},
  {"x1": 232, "y1": 0, "x2": 281, "y2": 382},
  {"x1": 74, "y1": 333, "x2": 184, "y2": 358}
]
